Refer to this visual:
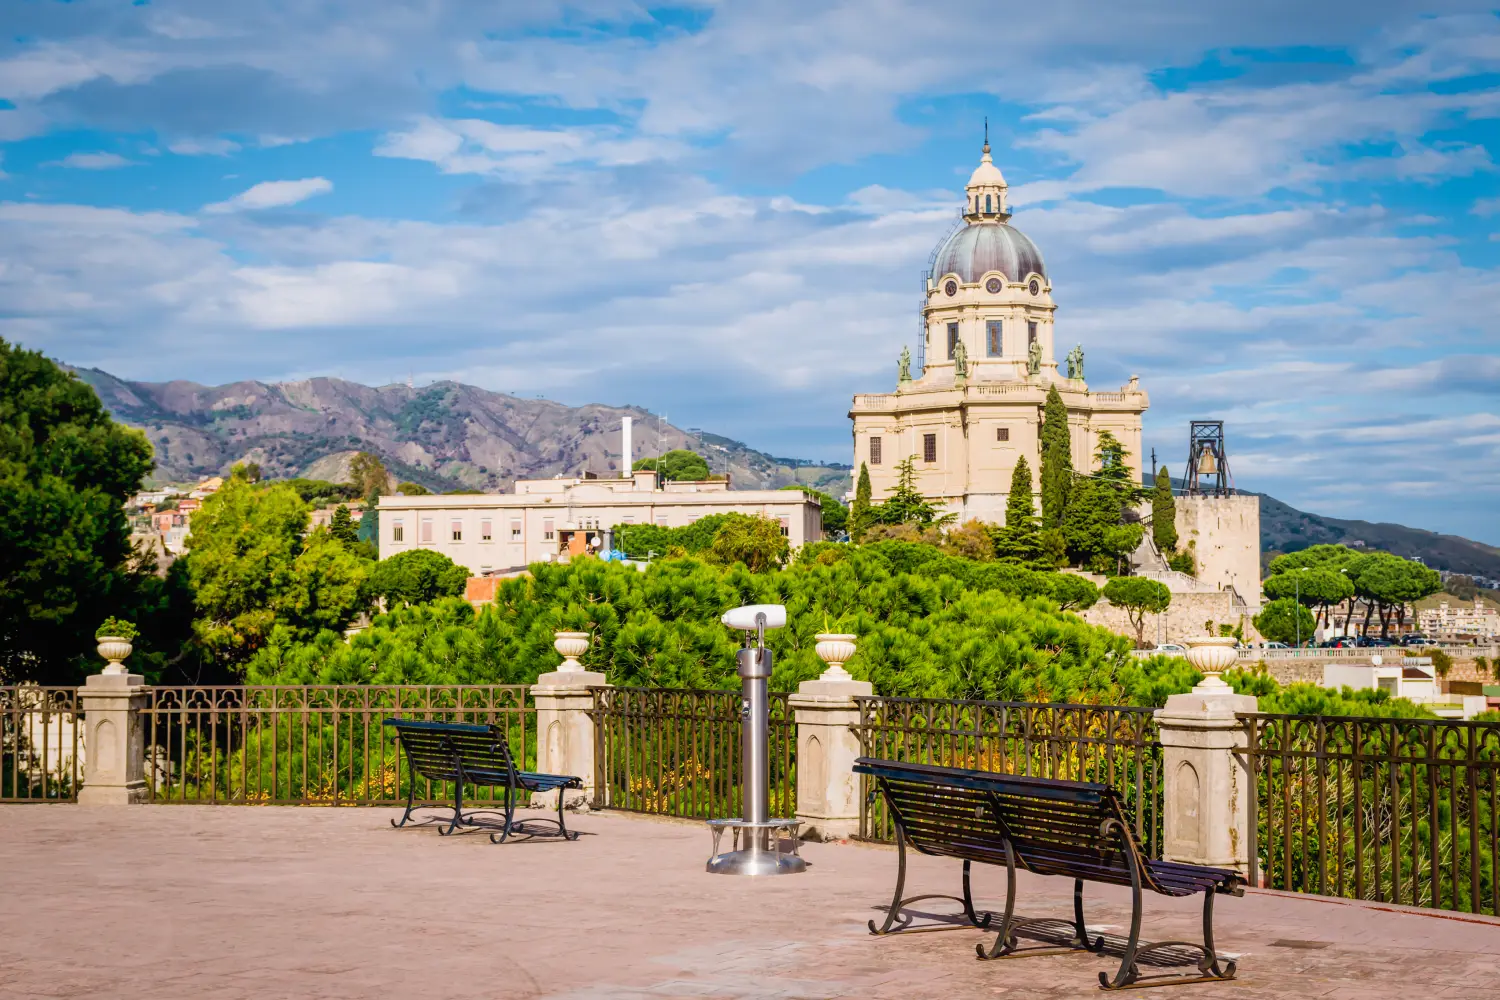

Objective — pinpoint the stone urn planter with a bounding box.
[96,637,134,676]
[813,633,858,682]
[552,631,591,672]
[1183,636,1238,691]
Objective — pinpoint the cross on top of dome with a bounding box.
[964,120,1009,221]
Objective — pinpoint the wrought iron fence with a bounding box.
[1242,713,1500,915]
[590,687,795,819]
[853,696,1163,856]
[1,686,81,802]
[140,686,534,805]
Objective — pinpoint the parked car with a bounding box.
[1264,642,1290,649]
[1152,643,1187,654]
[1401,634,1429,647]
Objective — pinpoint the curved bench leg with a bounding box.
[556,787,578,841]
[976,840,1019,960]
[962,860,993,929]
[1099,857,1144,990]
[390,780,417,829]
[1072,879,1105,953]
[868,826,909,935]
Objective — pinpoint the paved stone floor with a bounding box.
[2,805,1498,999]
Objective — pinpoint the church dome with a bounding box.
[932,221,1046,284]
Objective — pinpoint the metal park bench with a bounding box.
[854,757,1244,990]
[383,718,583,844]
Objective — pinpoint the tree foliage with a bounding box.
[995,456,1041,563]
[708,514,790,572]
[367,548,470,608]
[1253,598,1317,646]
[1151,466,1178,553]
[0,339,156,682]
[183,478,370,670]
[1102,576,1171,648]
[851,463,873,542]
[348,451,388,500]
[329,505,359,545]
[1262,567,1354,627]
[634,449,711,482]
[1039,385,1072,530]
[875,457,951,528]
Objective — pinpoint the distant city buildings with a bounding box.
[378,469,822,576]
[1418,599,1500,640]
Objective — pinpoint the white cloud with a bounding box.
[375,118,686,178]
[203,177,333,214]
[50,152,135,170]
[168,137,241,157]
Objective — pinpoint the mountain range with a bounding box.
[71,367,1500,580]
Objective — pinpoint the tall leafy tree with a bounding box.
[633,449,711,482]
[1263,567,1354,629]
[995,457,1040,562]
[1039,385,1072,530]
[850,463,873,542]
[1352,552,1441,638]
[1102,576,1171,649]
[1254,598,1317,646]
[1151,466,1178,553]
[876,457,951,527]
[184,478,370,670]
[0,340,155,682]
[368,549,470,607]
[708,514,790,572]
[329,505,359,545]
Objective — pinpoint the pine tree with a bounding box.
[996,457,1040,562]
[850,463,873,542]
[1039,385,1072,531]
[330,504,359,545]
[1152,466,1178,553]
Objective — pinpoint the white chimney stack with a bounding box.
[621,417,633,478]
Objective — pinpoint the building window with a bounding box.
[392,520,404,543]
[997,427,1010,442]
[870,436,882,466]
[510,520,522,541]
[984,194,992,214]
[622,514,635,524]
[451,520,463,542]
[779,517,790,537]
[420,518,433,544]
[543,519,554,541]
[480,519,492,541]
[986,320,1002,357]
[947,323,959,360]
[923,433,937,463]
[656,515,668,527]
[1028,320,1038,347]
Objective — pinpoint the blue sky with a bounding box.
[1,1,1498,542]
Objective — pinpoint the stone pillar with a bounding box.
[1154,636,1257,872]
[790,634,872,842]
[530,631,608,810]
[77,638,149,805]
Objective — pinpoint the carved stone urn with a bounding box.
[552,631,591,672]
[1183,636,1238,692]
[96,637,134,676]
[813,633,858,682]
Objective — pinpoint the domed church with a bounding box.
[849,138,1149,525]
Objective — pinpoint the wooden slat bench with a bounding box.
[854,757,1244,990]
[383,719,583,844]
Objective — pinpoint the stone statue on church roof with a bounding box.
[953,338,968,378]
[1026,338,1042,376]
[898,346,911,383]
[1066,344,1085,381]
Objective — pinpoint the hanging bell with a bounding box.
[1197,448,1218,476]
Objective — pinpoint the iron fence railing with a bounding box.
[1242,713,1500,915]
[140,686,534,805]
[589,686,795,820]
[852,696,1163,856]
[1,686,81,802]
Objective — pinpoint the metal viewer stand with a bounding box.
[705,604,806,876]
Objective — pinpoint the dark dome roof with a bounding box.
[933,221,1046,284]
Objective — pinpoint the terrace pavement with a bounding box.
[1,805,1497,999]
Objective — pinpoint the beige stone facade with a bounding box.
[378,471,822,575]
[1174,495,1262,610]
[848,143,1148,523]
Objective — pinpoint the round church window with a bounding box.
[1029,278,1041,296]
[944,280,958,296]
[985,277,1002,293]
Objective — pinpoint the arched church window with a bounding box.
[947,323,959,360]
[985,194,992,214]
[987,320,1002,357]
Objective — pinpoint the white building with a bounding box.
[377,470,822,575]
[1418,599,1500,639]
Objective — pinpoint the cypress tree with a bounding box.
[851,462,873,542]
[1152,466,1178,553]
[996,456,1040,561]
[1039,385,1072,530]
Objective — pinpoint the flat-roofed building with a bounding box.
[377,470,822,575]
